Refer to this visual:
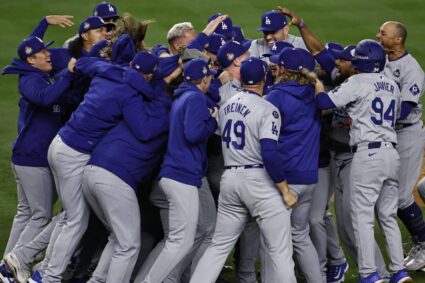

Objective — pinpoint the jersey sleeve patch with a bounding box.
[409,84,420,96]
[272,111,279,119]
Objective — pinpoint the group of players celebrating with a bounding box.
[0,2,424,283]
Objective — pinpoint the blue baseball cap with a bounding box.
[232,25,250,44]
[184,59,216,81]
[93,2,119,20]
[208,13,233,39]
[240,57,269,85]
[131,51,159,74]
[79,16,115,36]
[217,40,250,69]
[262,41,294,57]
[325,42,344,59]
[207,33,227,54]
[153,54,180,80]
[332,45,356,61]
[258,10,287,32]
[270,47,304,72]
[17,36,53,60]
[296,48,316,72]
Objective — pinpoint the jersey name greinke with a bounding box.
[328,73,401,146]
[218,90,281,167]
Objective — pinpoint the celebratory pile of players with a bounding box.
[1,2,424,283]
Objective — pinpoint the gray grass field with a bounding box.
[1,0,425,282]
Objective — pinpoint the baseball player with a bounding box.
[0,15,77,283]
[190,57,297,283]
[375,21,425,271]
[248,10,306,61]
[32,51,167,283]
[135,59,218,283]
[63,2,120,48]
[316,39,412,283]
[266,47,322,283]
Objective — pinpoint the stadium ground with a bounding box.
[0,0,424,282]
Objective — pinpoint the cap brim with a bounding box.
[269,54,279,64]
[101,15,120,20]
[257,26,279,32]
[208,69,218,76]
[332,49,352,61]
[44,41,54,49]
[242,41,252,51]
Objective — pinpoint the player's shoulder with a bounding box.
[388,52,424,74]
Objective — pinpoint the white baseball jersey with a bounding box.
[248,34,307,59]
[218,90,281,166]
[328,73,400,146]
[383,52,425,124]
[218,79,242,106]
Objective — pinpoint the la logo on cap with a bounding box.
[108,4,115,12]
[84,22,90,30]
[221,22,227,30]
[220,38,226,46]
[272,44,277,50]
[25,46,32,55]
[265,17,271,25]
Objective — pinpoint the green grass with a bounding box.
[0,0,425,282]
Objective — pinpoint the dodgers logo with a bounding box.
[265,17,271,25]
[108,4,115,12]
[409,84,420,96]
[221,22,227,30]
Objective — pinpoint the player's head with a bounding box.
[78,16,115,50]
[18,36,53,72]
[217,40,250,72]
[208,13,233,40]
[332,45,356,78]
[232,25,251,46]
[183,59,217,92]
[376,21,407,52]
[263,41,294,78]
[240,57,269,93]
[167,22,197,55]
[257,10,289,46]
[206,33,227,68]
[352,39,386,73]
[93,2,120,23]
[131,51,159,81]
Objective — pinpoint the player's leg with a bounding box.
[309,166,331,282]
[244,169,296,283]
[375,150,405,275]
[233,220,259,283]
[3,164,32,257]
[42,136,91,283]
[165,178,217,282]
[139,177,199,283]
[350,150,384,278]
[397,124,425,270]
[10,165,56,250]
[189,169,248,283]
[290,184,323,283]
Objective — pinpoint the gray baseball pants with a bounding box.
[190,168,296,283]
[43,135,90,283]
[82,165,141,283]
[4,165,56,257]
[350,145,404,277]
[135,177,199,283]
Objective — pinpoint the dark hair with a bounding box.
[394,22,408,44]
[67,36,85,59]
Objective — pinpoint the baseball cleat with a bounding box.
[405,243,425,270]
[27,271,42,283]
[3,253,30,283]
[359,272,385,283]
[404,243,421,266]
[327,261,349,283]
[389,270,412,283]
[0,272,15,283]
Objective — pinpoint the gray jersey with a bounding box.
[329,107,351,145]
[248,34,307,59]
[218,90,281,166]
[383,52,425,124]
[218,79,242,106]
[328,73,400,146]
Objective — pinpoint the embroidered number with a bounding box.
[222,119,246,150]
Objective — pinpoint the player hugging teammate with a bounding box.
[0,2,424,283]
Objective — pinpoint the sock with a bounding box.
[398,202,425,242]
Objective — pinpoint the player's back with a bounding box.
[342,73,400,145]
[218,90,279,166]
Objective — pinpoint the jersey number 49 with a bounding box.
[222,119,246,150]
